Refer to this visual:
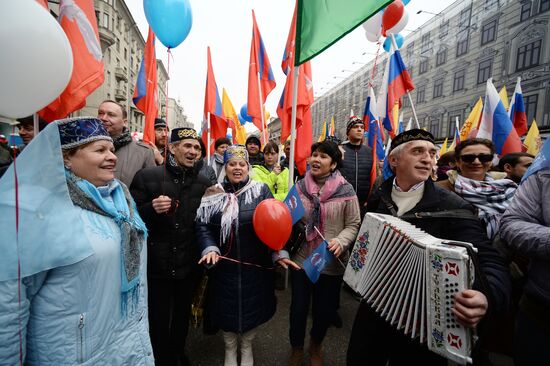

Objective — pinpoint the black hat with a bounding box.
[390,129,435,152]
[170,127,199,143]
[245,135,261,147]
[16,116,48,131]
[346,116,364,135]
[154,118,167,129]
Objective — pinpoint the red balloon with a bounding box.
[253,199,292,251]
[382,0,404,36]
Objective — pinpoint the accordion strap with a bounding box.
[400,209,479,221]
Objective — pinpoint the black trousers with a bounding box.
[347,301,446,366]
[289,270,342,347]
[148,276,198,366]
[514,309,550,366]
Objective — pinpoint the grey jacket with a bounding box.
[500,170,550,307]
[115,140,156,187]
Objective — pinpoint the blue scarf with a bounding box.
[67,171,147,315]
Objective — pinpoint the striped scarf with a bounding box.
[454,174,517,240]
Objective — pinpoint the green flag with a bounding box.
[295,0,391,65]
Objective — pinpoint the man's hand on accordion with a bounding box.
[452,289,488,328]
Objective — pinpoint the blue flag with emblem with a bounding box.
[284,184,305,225]
[303,240,333,283]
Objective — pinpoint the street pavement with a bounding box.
[186,269,361,366]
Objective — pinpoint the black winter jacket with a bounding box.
[340,142,373,207]
[367,178,512,314]
[130,162,212,279]
[195,179,277,333]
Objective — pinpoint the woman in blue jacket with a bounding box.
[0,117,153,365]
[196,145,276,366]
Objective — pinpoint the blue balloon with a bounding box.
[240,104,253,122]
[402,0,411,5]
[144,0,192,49]
[383,33,404,52]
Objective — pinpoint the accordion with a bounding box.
[344,213,476,365]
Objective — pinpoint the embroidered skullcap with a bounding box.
[224,144,249,165]
[170,127,199,143]
[390,129,435,152]
[154,118,167,129]
[57,117,112,150]
[346,116,364,135]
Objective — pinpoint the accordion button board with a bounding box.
[344,212,475,365]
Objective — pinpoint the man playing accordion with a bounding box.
[346,129,511,365]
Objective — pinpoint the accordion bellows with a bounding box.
[344,213,475,365]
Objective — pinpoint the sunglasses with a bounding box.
[459,154,493,163]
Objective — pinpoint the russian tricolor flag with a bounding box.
[477,79,522,156]
[376,43,414,138]
[508,77,528,137]
[364,87,385,161]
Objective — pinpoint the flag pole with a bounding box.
[288,66,300,187]
[207,112,211,164]
[389,33,420,129]
[257,71,267,146]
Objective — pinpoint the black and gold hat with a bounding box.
[170,127,199,143]
[390,129,435,152]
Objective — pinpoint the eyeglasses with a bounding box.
[459,154,493,163]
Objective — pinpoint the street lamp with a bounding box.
[416,10,443,17]
[341,69,355,73]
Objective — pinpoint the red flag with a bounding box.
[202,47,227,155]
[247,10,276,141]
[276,3,313,175]
[39,0,104,121]
[131,27,158,146]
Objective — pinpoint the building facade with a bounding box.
[167,98,193,130]
[312,0,550,142]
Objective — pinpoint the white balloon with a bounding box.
[0,0,73,119]
[365,30,381,43]
[387,9,409,36]
[363,11,383,43]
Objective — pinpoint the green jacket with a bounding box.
[251,165,289,201]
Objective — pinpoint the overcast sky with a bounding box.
[126,0,455,132]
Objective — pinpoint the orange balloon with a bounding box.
[253,199,292,251]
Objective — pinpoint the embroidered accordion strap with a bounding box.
[400,209,479,221]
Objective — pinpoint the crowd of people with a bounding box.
[0,108,548,366]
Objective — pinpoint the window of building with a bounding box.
[459,6,472,30]
[430,117,441,138]
[456,34,469,57]
[524,94,538,124]
[541,0,550,12]
[406,41,415,59]
[453,69,466,92]
[481,20,497,45]
[516,40,542,71]
[419,59,429,74]
[116,39,120,52]
[402,95,411,108]
[436,48,447,66]
[95,11,101,25]
[416,86,426,104]
[103,13,109,29]
[440,20,449,38]
[477,59,493,84]
[485,0,499,7]
[124,48,127,60]
[433,78,444,98]
[520,3,531,21]
[421,33,430,53]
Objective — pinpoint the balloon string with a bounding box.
[165,48,172,126]
[219,255,275,271]
[368,41,382,88]
[11,124,22,366]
